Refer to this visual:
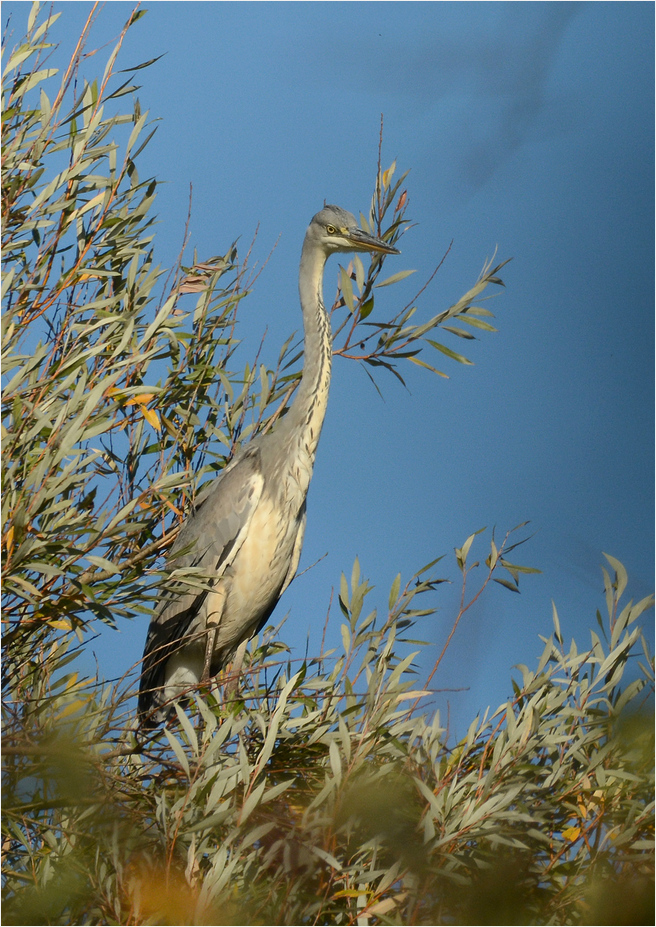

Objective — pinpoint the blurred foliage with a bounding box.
[2,5,654,925]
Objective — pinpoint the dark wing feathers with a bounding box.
[138,448,264,717]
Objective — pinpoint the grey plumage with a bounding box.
[138,205,399,726]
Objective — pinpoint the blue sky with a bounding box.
[5,1,654,738]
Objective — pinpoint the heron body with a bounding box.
[138,206,399,726]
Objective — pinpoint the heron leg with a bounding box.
[201,627,216,684]
[224,638,248,702]
[201,585,227,684]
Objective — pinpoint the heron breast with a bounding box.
[215,493,298,649]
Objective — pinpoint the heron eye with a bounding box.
[326,225,337,234]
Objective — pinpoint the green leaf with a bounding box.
[351,556,360,591]
[603,552,628,600]
[339,266,354,313]
[341,623,351,655]
[389,573,401,610]
[239,780,266,825]
[407,356,449,377]
[27,1,39,33]
[427,339,474,365]
[493,576,520,593]
[488,538,498,569]
[442,325,476,340]
[460,315,498,332]
[353,254,365,294]
[339,572,350,612]
[456,528,486,570]
[499,559,541,575]
[374,268,416,288]
[552,602,563,645]
[359,297,374,320]
[164,728,190,777]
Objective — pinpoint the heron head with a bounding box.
[308,205,400,256]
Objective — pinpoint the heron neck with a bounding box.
[279,240,332,463]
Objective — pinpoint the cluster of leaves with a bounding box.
[328,137,508,389]
[2,5,653,926]
[3,543,653,925]
[1,2,506,677]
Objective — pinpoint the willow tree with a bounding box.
[2,5,653,925]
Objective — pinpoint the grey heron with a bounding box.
[138,205,399,726]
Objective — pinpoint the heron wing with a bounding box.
[139,447,264,715]
[280,500,306,597]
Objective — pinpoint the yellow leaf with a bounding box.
[5,525,14,557]
[382,161,396,188]
[48,619,73,630]
[55,698,89,720]
[163,498,183,516]
[140,406,161,431]
[562,826,581,842]
[125,393,156,406]
[127,866,205,926]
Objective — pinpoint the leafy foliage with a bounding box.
[2,6,654,925]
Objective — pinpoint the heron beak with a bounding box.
[347,228,401,255]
